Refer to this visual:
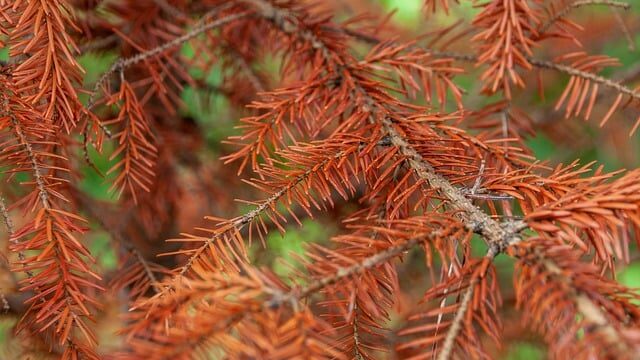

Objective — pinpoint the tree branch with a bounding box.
[527,57,639,101]
[334,24,640,103]
[227,45,267,93]
[172,143,357,277]
[249,8,635,355]
[72,190,161,291]
[540,257,634,354]
[380,117,526,250]
[0,193,33,280]
[152,0,189,22]
[244,0,526,253]
[84,11,252,115]
[262,233,430,312]
[0,195,14,237]
[539,0,631,34]
[352,301,364,360]
[156,4,635,355]
[436,248,498,360]
[0,161,83,354]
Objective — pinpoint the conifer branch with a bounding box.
[0,193,32,281]
[85,11,252,114]
[152,0,189,22]
[72,189,161,291]
[513,242,639,356]
[0,78,102,354]
[3,0,640,356]
[528,57,640,100]
[292,234,424,301]
[337,26,640,103]
[436,248,498,360]
[0,195,14,237]
[134,226,446,358]
[173,140,362,277]
[380,117,526,250]
[540,0,631,34]
[0,194,93,356]
[241,4,639,354]
[145,5,636,357]
[228,46,267,93]
[245,0,526,252]
[0,127,94,356]
[180,233,433,337]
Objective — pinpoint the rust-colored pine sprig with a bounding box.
[4,0,86,134]
[0,74,101,359]
[398,253,501,360]
[525,168,640,265]
[103,80,158,203]
[0,0,639,359]
[471,0,540,98]
[510,239,640,359]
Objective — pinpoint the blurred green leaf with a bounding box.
[78,142,118,202]
[0,47,8,61]
[525,132,558,161]
[90,231,118,270]
[78,52,118,85]
[503,342,545,360]
[379,0,423,26]
[260,219,332,278]
[619,262,640,305]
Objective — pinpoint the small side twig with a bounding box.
[353,301,364,360]
[153,0,189,22]
[610,6,635,52]
[436,248,498,360]
[539,0,631,34]
[266,234,430,309]
[72,189,161,291]
[431,239,461,359]
[470,159,486,195]
[0,195,14,236]
[540,257,634,355]
[527,57,640,101]
[82,11,251,121]
[334,24,640,103]
[227,46,267,93]
[79,34,119,54]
